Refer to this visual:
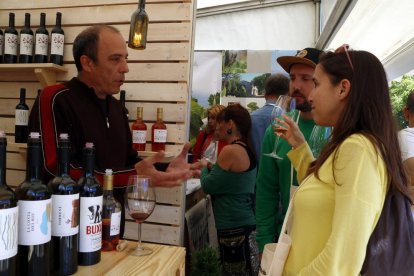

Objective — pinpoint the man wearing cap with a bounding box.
[255,48,321,256]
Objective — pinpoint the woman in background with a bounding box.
[192,104,227,162]
[200,103,259,275]
[277,47,411,275]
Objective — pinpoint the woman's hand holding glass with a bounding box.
[274,115,306,149]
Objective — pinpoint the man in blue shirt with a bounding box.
[250,74,289,160]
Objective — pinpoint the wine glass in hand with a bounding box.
[264,95,297,159]
[309,125,332,158]
[125,175,156,256]
[202,141,217,164]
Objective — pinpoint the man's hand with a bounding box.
[135,143,207,187]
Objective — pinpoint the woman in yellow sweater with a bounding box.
[276,47,411,275]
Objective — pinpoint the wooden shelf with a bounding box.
[0,63,67,87]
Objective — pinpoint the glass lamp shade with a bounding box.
[128,4,148,50]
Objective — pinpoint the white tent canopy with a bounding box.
[195,0,414,80]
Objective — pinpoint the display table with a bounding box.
[75,242,185,276]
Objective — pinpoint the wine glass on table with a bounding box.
[125,175,156,256]
[309,125,332,158]
[264,95,297,159]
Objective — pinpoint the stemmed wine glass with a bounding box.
[264,95,297,159]
[125,175,156,256]
[202,141,217,164]
[309,125,332,158]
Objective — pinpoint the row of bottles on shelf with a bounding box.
[0,12,64,65]
[119,90,168,152]
[13,88,168,151]
[0,132,121,275]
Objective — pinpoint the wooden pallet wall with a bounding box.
[0,0,195,246]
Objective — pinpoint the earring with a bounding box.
[226,128,232,135]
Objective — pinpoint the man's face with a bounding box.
[288,63,315,112]
[87,29,129,99]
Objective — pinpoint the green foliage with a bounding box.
[222,51,247,73]
[247,102,259,112]
[190,98,205,145]
[208,92,221,106]
[389,75,414,129]
[191,246,221,276]
[251,73,271,95]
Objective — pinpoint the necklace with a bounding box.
[230,138,244,144]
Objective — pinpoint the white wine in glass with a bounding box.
[202,141,217,164]
[264,95,297,159]
[125,175,156,256]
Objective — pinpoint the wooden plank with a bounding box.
[0,0,191,10]
[63,42,190,62]
[0,4,192,27]
[6,169,25,188]
[75,242,185,276]
[0,63,189,82]
[116,83,187,102]
[49,23,191,44]
[0,83,43,98]
[6,151,26,170]
[155,186,184,205]
[124,221,181,245]
[125,204,183,225]
[0,99,35,116]
[126,103,186,121]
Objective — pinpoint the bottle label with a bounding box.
[133,130,147,144]
[35,33,49,55]
[0,34,3,55]
[19,34,33,55]
[110,211,121,236]
[51,33,64,55]
[154,129,167,143]
[0,206,18,260]
[52,194,80,236]
[79,196,103,252]
[18,199,52,246]
[4,33,18,55]
[15,109,29,126]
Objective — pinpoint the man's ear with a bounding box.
[80,55,94,72]
[338,79,351,100]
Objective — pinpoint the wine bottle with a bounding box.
[49,133,79,275]
[0,131,18,276]
[19,13,34,63]
[15,88,29,143]
[16,132,51,276]
[77,142,102,266]
[34,13,49,63]
[128,0,149,49]
[4,13,18,64]
[0,28,4,63]
[132,107,147,151]
[50,12,64,65]
[101,169,121,252]
[119,90,129,118]
[151,107,167,152]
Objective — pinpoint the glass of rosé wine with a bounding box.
[264,95,298,159]
[125,175,156,256]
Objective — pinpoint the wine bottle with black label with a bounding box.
[0,130,18,276]
[15,88,29,143]
[19,13,34,63]
[34,13,49,63]
[4,13,18,64]
[78,142,102,266]
[16,132,51,276]
[49,133,79,275]
[50,12,64,65]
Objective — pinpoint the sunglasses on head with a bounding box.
[335,44,354,71]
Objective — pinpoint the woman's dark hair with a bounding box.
[406,90,414,113]
[73,25,120,72]
[216,103,256,158]
[308,50,410,201]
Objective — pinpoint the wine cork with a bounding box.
[116,240,128,252]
